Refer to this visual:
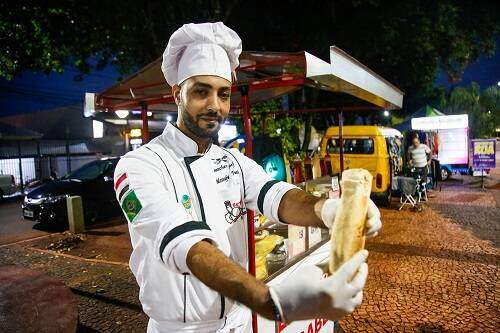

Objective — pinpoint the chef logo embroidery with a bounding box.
[114,173,142,224]
[224,199,246,224]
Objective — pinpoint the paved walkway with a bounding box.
[0,244,147,332]
[340,189,499,332]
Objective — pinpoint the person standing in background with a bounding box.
[407,133,431,185]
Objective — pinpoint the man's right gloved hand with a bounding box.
[268,250,369,323]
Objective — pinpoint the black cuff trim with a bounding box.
[257,180,280,214]
[219,294,225,319]
[159,221,211,262]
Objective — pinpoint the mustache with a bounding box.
[197,112,224,122]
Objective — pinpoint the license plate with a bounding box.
[23,209,34,218]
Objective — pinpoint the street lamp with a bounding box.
[383,110,390,117]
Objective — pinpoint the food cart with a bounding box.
[85,45,403,332]
[411,113,469,180]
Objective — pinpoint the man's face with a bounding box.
[412,137,420,147]
[173,75,232,139]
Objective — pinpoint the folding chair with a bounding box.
[397,176,419,211]
[418,177,428,202]
[412,169,428,203]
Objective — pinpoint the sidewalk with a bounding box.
[340,201,499,332]
[0,242,146,332]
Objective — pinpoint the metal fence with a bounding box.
[0,139,108,191]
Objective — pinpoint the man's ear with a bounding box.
[172,84,181,106]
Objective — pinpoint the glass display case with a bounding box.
[254,175,339,282]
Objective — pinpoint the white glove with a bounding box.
[321,198,381,237]
[269,250,369,323]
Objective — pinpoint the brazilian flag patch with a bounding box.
[121,190,142,224]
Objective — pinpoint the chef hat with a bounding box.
[161,22,242,86]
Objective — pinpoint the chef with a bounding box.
[114,22,382,333]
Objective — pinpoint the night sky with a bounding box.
[1,41,498,117]
[0,62,121,117]
[434,47,500,89]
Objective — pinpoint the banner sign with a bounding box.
[472,139,496,169]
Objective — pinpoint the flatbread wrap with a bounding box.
[329,168,372,274]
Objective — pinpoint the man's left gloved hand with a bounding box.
[320,198,382,237]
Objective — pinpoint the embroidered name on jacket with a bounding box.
[216,175,230,184]
[212,155,239,184]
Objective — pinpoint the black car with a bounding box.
[22,157,121,227]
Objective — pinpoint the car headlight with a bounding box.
[44,195,69,204]
[25,197,46,205]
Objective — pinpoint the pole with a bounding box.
[140,102,149,144]
[240,86,253,157]
[338,109,344,174]
[65,140,71,173]
[36,141,41,180]
[124,132,130,153]
[239,85,258,333]
[17,142,24,192]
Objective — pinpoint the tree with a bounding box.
[0,0,243,79]
[442,83,499,138]
[1,1,498,110]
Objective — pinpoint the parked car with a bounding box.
[320,126,403,207]
[22,157,121,226]
[24,172,60,195]
[0,174,17,200]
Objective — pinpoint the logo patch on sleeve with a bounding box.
[121,190,142,224]
[181,194,192,209]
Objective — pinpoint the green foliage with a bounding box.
[0,2,113,79]
[388,114,406,128]
[442,83,499,138]
[0,0,497,113]
[0,0,238,79]
[341,1,498,110]
[236,99,304,160]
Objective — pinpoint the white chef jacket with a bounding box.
[114,123,296,332]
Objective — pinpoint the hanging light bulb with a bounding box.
[115,110,129,119]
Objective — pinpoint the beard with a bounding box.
[180,105,225,139]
